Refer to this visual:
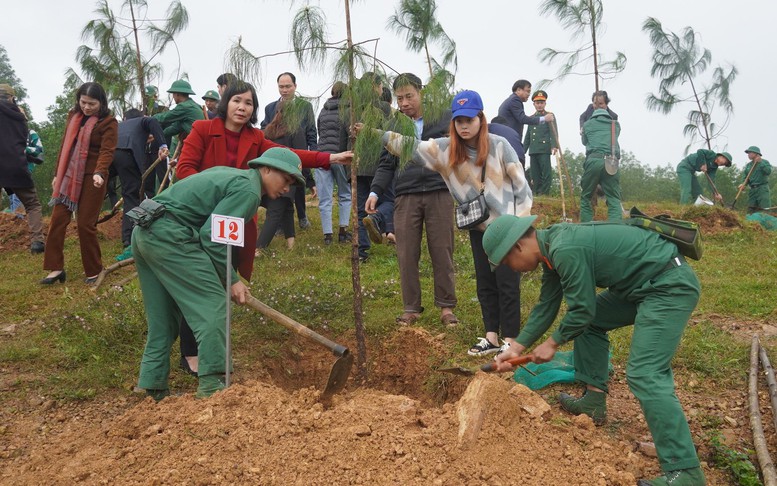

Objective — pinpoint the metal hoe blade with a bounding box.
[322,352,354,401]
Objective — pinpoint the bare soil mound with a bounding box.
[5,376,653,486]
[0,210,122,253]
[680,206,744,234]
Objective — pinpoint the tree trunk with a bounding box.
[424,42,433,80]
[343,0,368,384]
[758,342,777,438]
[589,0,600,92]
[128,0,147,114]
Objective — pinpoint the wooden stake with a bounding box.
[91,257,135,292]
[749,334,777,486]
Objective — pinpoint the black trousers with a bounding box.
[113,149,152,246]
[469,229,521,339]
[257,192,295,247]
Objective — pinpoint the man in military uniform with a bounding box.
[202,89,220,119]
[739,146,771,213]
[484,214,706,486]
[144,85,167,115]
[676,149,731,204]
[153,79,205,150]
[133,147,304,400]
[523,90,558,195]
[581,109,621,222]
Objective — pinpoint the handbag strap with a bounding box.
[478,162,487,194]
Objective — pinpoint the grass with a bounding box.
[0,200,773,403]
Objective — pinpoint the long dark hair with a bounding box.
[448,111,489,167]
[217,81,259,126]
[74,82,111,118]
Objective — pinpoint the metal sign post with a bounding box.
[210,214,245,388]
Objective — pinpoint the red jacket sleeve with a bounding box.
[176,121,208,179]
[257,134,330,170]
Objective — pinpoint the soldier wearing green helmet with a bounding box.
[482,214,706,486]
[739,145,771,212]
[152,79,205,149]
[201,89,220,119]
[675,149,731,204]
[133,147,304,401]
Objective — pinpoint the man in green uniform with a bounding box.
[580,108,621,222]
[523,90,558,195]
[483,214,705,486]
[739,146,771,213]
[132,148,304,400]
[153,79,205,149]
[676,149,731,204]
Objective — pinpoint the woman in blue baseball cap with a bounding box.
[357,89,532,357]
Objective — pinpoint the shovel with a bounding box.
[439,355,535,377]
[246,296,353,401]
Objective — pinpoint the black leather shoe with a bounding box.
[30,241,45,254]
[179,356,198,377]
[84,276,99,285]
[40,271,66,285]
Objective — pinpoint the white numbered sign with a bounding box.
[211,214,245,247]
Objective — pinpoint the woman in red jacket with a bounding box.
[41,82,118,285]
[175,81,351,374]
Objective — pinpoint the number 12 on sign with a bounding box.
[211,214,244,247]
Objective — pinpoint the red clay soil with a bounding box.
[0,327,750,485]
[0,210,122,253]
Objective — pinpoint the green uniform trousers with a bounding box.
[677,163,704,205]
[572,260,701,473]
[132,218,228,390]
[580,156,622,222]
[529,153,553,195]
[748,185,771,212]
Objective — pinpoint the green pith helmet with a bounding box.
[247,147,305,185]
[145,85,159,97]
[717,151,733,167]
[482,214,538,271]
[745,145,762,156]
[167,79,196,95]
[202,90,220,101]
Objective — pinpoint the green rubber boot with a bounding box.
[637,467,706,486]
[558,389,607,425]
[196,374,226,399]
[145,388,170,402]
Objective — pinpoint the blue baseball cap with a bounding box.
[451,90,484,119]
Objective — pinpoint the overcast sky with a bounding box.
[3,0,774,169]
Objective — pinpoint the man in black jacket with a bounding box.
[366,73,458,326]
[0,83,45,253]
[113,109,168,253]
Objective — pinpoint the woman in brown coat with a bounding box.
[41,82,118,284]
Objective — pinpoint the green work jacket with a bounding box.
[153,98,206,146]
[582,112,620,158]
[741,158,772,186]
[153,166,262,285]
[678,149,719,181]
[517,223,677,348]
[523,115,558,155]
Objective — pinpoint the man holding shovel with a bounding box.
[484,214,705,486]
[132,148,304,401]
[738,146,771,213]
[676,149,731,205]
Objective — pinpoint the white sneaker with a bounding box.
[468,337,500,356]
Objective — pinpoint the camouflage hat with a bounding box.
[167,79,196,95]
[745,146,762,156]
[531,90,548,101]
[0,84,15,97]
[202,89,220,101]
